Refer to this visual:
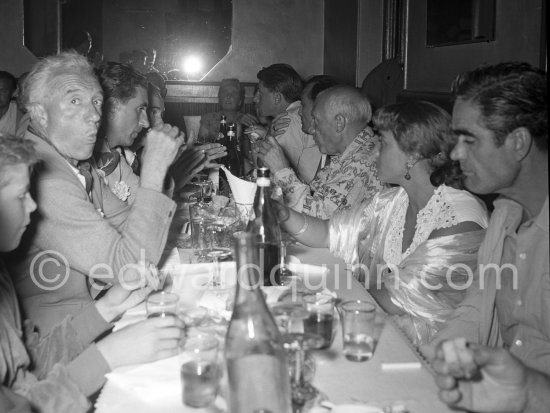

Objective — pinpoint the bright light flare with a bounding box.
[182,55,202,75]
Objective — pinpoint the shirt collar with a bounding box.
[337,126,376,162]
[536,196,549,233]
[285,100,301,112]
[494,195,549,234]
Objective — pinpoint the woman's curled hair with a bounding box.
[372,100,464,189]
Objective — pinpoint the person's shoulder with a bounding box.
[284,101,302,120]
[442,185,483,206]
[441,185,489,227]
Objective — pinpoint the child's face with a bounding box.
[0,164,36,252]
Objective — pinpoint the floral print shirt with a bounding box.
[273,127,384,219]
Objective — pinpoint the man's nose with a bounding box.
[88,103,101,123]
[139,110,150,128]
[26,194,37,214]
[450,140,465,160]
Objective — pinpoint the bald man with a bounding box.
[257,85,384,218]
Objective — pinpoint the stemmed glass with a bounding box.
[279,233,298,287]
[270,299,324,412]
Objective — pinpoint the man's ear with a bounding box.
[506,127,533,161]
[29,104,48,130]
[335,114,346,133]
[107,97,120,116]
[273,91,282,105]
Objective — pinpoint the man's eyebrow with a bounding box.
[452,127,475,137]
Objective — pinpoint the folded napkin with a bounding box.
[219,165,256,204]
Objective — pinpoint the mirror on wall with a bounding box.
[24,0,232,81]
[426,0,496,47]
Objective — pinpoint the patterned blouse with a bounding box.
[272,127,384,219]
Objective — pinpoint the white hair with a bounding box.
[20,51,96,118]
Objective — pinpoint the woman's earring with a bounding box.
[404,158,417,180]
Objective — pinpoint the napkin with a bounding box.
[170,262,237,314]
[100,355,228,413]
[219,165,256,204]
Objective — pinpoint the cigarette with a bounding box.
[381,362,422,371]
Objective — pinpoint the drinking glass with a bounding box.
[279,235,297,286]
[196,177,214,203]
[180,333,221,408]
[338,300,381,362]
[270,301,324,410]
[190,202,216,259]
[303,293,337,350]
[146,292,179,318]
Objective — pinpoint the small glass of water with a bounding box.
[180,333,221,408]
[338,300,382,362]
[146,292,180,318]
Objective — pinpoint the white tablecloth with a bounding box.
[96,245,454,413]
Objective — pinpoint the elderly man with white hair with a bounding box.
[8,51,184,335]
[257,85,384,218]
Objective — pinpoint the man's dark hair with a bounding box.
[452,61,547,151]
[304,75,340,101]
[96,62,148,113]
[0,71,17,91]
[257,63,303,103]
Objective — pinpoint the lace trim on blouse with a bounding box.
[383,186,459,265]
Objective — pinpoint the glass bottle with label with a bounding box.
[246,167,281,286]
[225,232,292,413]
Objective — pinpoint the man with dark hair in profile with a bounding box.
[254,63,322,184]
[257,83,383,218]
[430,62,549,380]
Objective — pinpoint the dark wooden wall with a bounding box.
[323,0,359,85]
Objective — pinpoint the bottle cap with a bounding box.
[257,167,270,178]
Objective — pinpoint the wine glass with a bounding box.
[282,332,324,410]
[205,248,232,287]
[270,301,324,411]
[279,235,297,286]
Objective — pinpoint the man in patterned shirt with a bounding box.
[257,85,384,219]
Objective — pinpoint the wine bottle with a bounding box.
[218,114,228,146]
[223,123,243,177]
[246,167,281,286]
[225,233,292,413]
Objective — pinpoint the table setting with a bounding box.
[96,245,454,413]
[95,169,454,413]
